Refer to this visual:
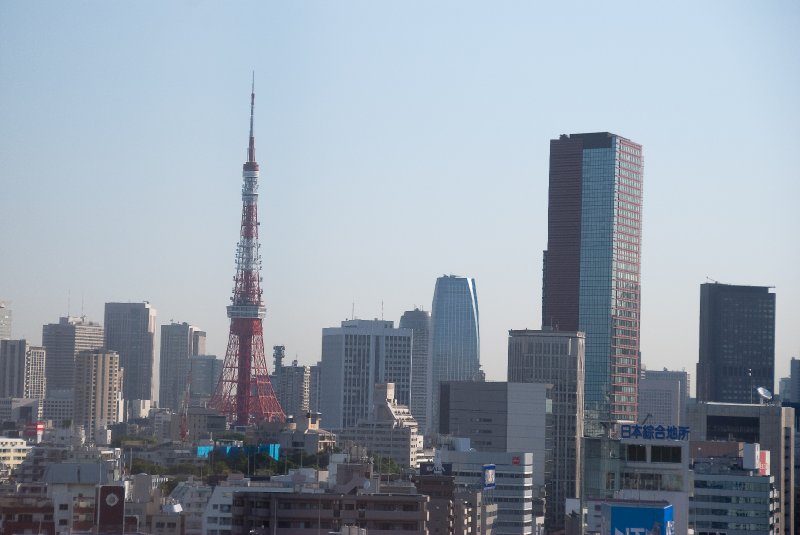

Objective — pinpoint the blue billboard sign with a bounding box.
[608,504,674,535]
[482,464,496,490]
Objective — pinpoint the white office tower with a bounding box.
[641,367,690,426]
[320,319,412,430]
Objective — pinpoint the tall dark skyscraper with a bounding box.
[696,283,776,403]
[541,132,643,425]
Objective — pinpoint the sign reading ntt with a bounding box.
[609,504,674,535]
[620,424,690,440]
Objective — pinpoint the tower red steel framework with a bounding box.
[209,81,285,426]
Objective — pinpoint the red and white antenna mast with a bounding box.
[209,76,285,426]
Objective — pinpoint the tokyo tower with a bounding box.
[209,80,285,426]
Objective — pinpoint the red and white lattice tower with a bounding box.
[209,81,285,426]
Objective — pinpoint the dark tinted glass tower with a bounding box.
[696,283,776,403]
[542,132,643,426]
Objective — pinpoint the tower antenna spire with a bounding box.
[248,72,256,163]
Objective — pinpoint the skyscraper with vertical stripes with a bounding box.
[542,132,643,427]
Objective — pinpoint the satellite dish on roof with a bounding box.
[756,387,773,402]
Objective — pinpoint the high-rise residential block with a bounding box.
[0,302,11,340]
[0,340,46,400]
[507,329,585,532]
[270,347,310,419]
[159,322,204,411]
[541,132,643,425]
[104,302,157,404]
[73,349,124,436]
[399,308,432,435]
[42,316,104,395]
[429,275,481,435]
[696,283,776,403]
[320,319,412,430]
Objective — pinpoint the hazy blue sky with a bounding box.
[2,2,798,394]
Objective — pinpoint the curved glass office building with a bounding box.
[430,275,481,435]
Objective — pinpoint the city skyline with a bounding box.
[2,2,799,391]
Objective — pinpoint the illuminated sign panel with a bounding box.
[608,504,674,535]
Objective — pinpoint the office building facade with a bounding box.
[104,302,158,404]
[399,307,432,435]
[790,357,800,403]
[42,316,104,395]
[687,401,795,534]
[541,132,643,425]
[271,358,310,419]
[320,319,412,430]
[0,340,46,400]
[507,329,584,532]
[697,283,776,403]
[159,322,204,410]
[430,275,481,435]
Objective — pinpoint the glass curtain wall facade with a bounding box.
[430,275,481,435]
[542,132,643,427]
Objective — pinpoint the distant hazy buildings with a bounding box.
[541,132,644,425]
[42,316,104,395]
[0,302,10,340]
[430,275,481,434]
[0,340,46,400]
[399,307,432,435]
[507,328,585,532]
[159,322,205,411]
[639,368,690,426]
[104,302,158,404]
[73,349,123,439]
[320,319,412,430]
[189,355,222,402]
[696,283,776,403]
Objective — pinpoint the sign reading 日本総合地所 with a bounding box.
[620,424,690,440]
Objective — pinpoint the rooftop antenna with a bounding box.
[80,292,85,318]
[67,289,71,317]
[352,301,355,321]
[381,300,384,320]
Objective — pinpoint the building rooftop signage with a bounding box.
[620,424,689,440]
